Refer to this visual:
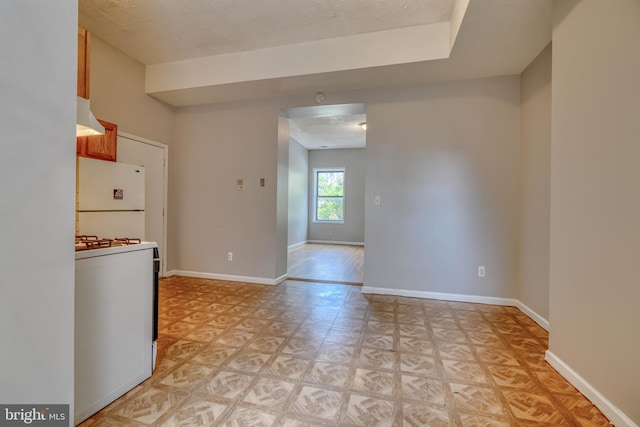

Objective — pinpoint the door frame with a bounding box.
[118,131,169,277]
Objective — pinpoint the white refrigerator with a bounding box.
[77,157,145,239]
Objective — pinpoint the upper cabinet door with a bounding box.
[77,119,118,162]
[78,27,90,99]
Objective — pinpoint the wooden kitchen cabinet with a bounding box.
[77,119,118,162]
[78,27,91,99]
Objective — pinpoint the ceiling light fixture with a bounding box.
[359,122,367,130]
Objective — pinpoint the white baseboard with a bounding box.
[287,241,308,250]
[515,300,549,331]
[361,286,518,307]
[546,350,637,427]
[166,270,281,286]
[307,240,364,246]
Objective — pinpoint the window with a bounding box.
[314,168,345,222]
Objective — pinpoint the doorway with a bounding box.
[283,103,366,285]
[116,132,168,276]
[288,243,364,285]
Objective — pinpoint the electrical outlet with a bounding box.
[228,252,233,261]
[478,266,485,277]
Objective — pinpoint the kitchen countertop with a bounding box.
[75,242,157,260]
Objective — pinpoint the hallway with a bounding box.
[287,244,364,285]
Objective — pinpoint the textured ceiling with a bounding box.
[79,0,455,65]
[78,0,552,149]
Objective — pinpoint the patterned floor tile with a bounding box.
[402,403,451,427]
[554,394,613,427]
[184,325,228,342]
[164,340,206,360]
[502,390,571,424]
[534,368,581,395]
[432,327,468,343]
[401,375,446,404]
[361,333,395,350]
[366,321,397,335]
[488,365,541,391]
[316,342,356,364]
[161,397,228,426]
[355,348,396,370]
[282,338,322,358]
[192,345,238,367]
[342,393,394,427]
[216,330,256,347]
[279,416,328,427]
[219,406,277,427]
[265,321,299,336]
[290,386,343,421]
[86,277,611,427]
[437,342,475,362]
[467,332,506,348]
[159,362,213,389]
[112,386,186,424]
[304,361,351,387]
[199,370,256,399]
[264,355,312,380]
[450,383,503,415]
[398,337,434,354]
[227,351,271,373]
[399,353,438,377]
[475,346,520,366]
[442,360,488,384]
[242,378,295,410]
[457,413,511,427]
[351,368,395,396]
[248,335,286,352]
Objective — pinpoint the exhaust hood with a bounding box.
[76,96,105,136]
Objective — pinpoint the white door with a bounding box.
[117,134,167,275]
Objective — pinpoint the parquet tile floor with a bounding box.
[79,276,612,427]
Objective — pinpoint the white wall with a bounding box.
[171,102,280,280]
[549,1,640,424]
[308,148,366,243]
[364,77,520,298]
[170,76,520,293]
[90,36,175,146]
[517,43,551,322]
[0,0,76,415]
[288,138,309,246]
[276,113,289,279]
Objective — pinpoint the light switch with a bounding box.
[374,195,381,205]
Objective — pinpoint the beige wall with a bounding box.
[171,102,281,279]
[517,43,551,321]
[89,36,174,146]
[288,138,309,246]
[0,0,76,408]
[169,76,521,294]
[364,77,520,298]
[550,0,640,423]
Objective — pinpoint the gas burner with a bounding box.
[113,238,142,246]
[75,236,112,251]
[76,235,99,243]
[75,236,143,251]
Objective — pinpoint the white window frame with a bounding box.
[312,167,345,224]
